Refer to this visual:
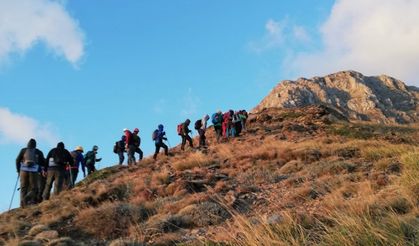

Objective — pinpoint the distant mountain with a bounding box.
[254,71,419,124]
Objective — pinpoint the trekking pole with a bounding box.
[9,174,19,211]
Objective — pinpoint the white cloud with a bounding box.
[0,0,85,66]
[288,0,419,85]
[249,19,311,53]
[0,107,58,145]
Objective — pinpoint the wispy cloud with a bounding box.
[248,19,311,53]
[0,0,85,66]
[0,107,59,145]
[287,0,419,85]
[153,98,167,114]
[180,88,200,117]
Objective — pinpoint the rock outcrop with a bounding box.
[253,71,419,124]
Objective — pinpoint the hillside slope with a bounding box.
[1,105,418,245]
[253,71,419,124]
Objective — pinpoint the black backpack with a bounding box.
[113,142,118,154]
[53,149,65,165]
[194,119,202,130]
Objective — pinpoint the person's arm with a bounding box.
[15,148,25,173]
[65,150,74,166]
[37,149,46,172]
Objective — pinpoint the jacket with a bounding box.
[45,142,74,171]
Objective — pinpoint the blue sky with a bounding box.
[1,0,418,211]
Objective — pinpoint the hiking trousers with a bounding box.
[19,171,39,207]
[43,168,64,200]
[214,125,222,143]
[127,145,136,165]
[135,147,143,160]
[181,134,193,150]
[198,129,206,147]
[153,142,168,159]
[87,164,96,175]
[117,151,125,164]
[38,173,46,203]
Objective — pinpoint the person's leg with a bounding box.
[153,143,161,159]
[202,130,207,147]
[54,169,64,195]
[162,142,169,155]
[28,172,39,205]
[71,170,78,188]
[19,171,29,207]
[118,151,124,164]
[181,135,186,150]
[137,148,143,160]
[128,145,136,165]
[198,129,203,147]
[43,170,55,200]
[38,173,46,203]
[186,135,193,148]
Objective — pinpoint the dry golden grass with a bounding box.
[172,152,216,171]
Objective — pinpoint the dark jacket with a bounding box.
[85,150,101,167]
[45,142,74,171]
[182,120,191,136]
[70,150,86,173]
[15,139,46,173]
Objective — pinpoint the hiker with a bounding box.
[43,142,73,200]
[239,110,248,131]
[113,135,126,165]
[153,124,169,160]
[222,110,234,138]
[67,146,86,188]
[231,111,242,137]
[211,110,223,143]
[15,139,46,207]
[133,128,144,161]
[85,145,102,175]
[195,114,210,148]
[124,128,136,165]
[179,119,194,150]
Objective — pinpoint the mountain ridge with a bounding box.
[253,70,419,124]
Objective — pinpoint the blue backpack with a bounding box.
[212,113,221,125]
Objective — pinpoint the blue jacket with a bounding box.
[71,151,86,174]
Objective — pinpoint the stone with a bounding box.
[28,224,49,236]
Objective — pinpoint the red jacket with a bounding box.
[124,131,134,146]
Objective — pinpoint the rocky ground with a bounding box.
[0,105,418,246]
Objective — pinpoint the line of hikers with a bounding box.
[15,140,101,207]
[114,109,248,164]
[15,109,247,207]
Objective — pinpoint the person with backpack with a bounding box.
[42,142,73,200]
[240,110,248,131]
[153,124,169,160]
[67,146,86,189]
[222,110,234,138]
[195,114,210,148]
[113,135,126,165]
[85,145,102,175]
[232,111,242,137]
[211,110,223,143]
[123,128,136,165]
[132,128,143,162]
[179,119,194,151]
[15,138,46,207]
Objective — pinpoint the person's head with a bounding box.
[121,135,126,141]
[158,124,164,131]
[133,128,139,134]
[93,145,99,152]
[185,119,191,125]
[123,128,129,133]
[27,138,36,148]
[57,142,65,149]
[229,109,234,115]
[217,110,222,114]
[204,114,210,121]
[75,146,84,153]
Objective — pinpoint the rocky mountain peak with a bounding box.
[253,71,419,124]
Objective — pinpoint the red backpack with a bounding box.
[177,123,183,135]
